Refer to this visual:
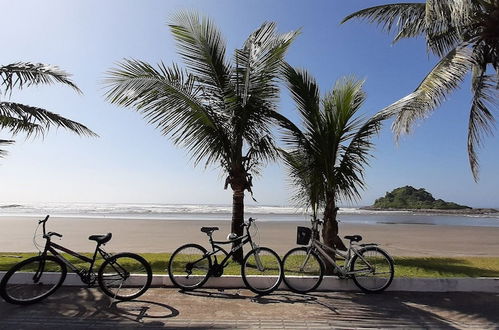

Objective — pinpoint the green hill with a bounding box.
[372,186,471,210]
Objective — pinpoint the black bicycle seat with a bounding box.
[88,233,112,244]
[344,235,362,242]
[201,227,219,234]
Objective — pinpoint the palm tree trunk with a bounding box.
[322,200,345,274]
[230,170,246,263]
[322,200,338,249]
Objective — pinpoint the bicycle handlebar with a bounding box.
[39,215,50,236]
[44,231,63,239]
[241,217,256,228]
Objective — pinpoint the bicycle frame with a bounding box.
[306,221,378,277]
[40,238,110,284]
[191,219,264,273]
[35,216,112,285]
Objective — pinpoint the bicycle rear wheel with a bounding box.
[282,247,324,293]
[168,244,211,290]
[98,252,152,301]
[0,255,67,305]
[350,247,394,293]
[241,247,282,295]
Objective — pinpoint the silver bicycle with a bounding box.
[282,218,394,293]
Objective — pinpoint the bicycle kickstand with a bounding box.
[109,280,124,307]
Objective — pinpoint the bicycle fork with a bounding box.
[251,244,265,272]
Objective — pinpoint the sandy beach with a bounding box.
[1,216,498,257]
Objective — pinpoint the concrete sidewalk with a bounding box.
[1,287,498,329]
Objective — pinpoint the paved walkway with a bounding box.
[1,288,498,329]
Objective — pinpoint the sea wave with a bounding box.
[0,204,22,209]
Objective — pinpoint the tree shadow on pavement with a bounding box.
[308,291,499,328]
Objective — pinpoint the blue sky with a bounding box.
[1,0,498,208]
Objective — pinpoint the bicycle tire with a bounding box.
[241,247,282,295]
[282,247,324,293]
[168,243,211,291]
[98,252,152,301]
[350,246,394,293]
[0,255,67,305]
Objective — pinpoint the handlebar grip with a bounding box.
[44,232,62,238]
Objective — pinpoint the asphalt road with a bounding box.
[1,287,498,329]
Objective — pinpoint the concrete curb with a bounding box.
[2,272,498,292]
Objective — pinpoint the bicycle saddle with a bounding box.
[344,235,362,242]
[88,233,112,244]
[201,227,219,234]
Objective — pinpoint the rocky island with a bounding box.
[363,186,498,215]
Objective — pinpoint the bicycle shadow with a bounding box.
[177,287,340,313]
[0,287,182,329]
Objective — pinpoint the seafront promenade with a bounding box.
[1,287,498,329]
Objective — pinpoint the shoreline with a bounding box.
[1,216,499,256]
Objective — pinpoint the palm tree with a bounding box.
[0,62,97,156]
[342,1,499,181]
[104,12,297,261]
[280,65,385,254]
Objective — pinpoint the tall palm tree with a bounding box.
[280,65,385,253]
[0,62,97,156]
[104,12,297,261]
[343,1,499,181]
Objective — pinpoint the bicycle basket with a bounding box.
[296,226,312,245]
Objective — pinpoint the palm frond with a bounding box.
[169,11,230,102]
[380,46,474,138]
[0,62,81,95]
[282,64,321,139]
[467,65,498,181]
[0,102,97,137]
[0,139,14,158]
[0,114,43,136]
[280,148,324,214]
[235,23,299,106]
[341,3,426,43]
[336,114,384,202]
[104,58,232,167]
[282,71,382,209]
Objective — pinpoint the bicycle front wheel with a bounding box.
[241,247,282,295]
[0,255,67,305]
[350,247,394,293]
[282,247,324,294]
[98,252,152,301]
[168,244,211,290]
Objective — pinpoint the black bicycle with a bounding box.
[0,215,152,305]
[167,217,282,295]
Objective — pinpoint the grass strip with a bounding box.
[0,253,498,278]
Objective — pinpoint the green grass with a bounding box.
[1,253,498,278]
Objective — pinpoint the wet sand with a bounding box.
[1,216,499,256]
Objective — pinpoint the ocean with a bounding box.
[1,202,499,228]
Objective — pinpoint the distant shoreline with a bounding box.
[360,206,499,215]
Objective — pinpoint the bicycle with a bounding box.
[167,217,282,295]
[0,215,153,305]
[282,217,394,294]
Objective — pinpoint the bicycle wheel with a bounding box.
[350,247,394,293]
[98,252,152,301]
[168,244,211,290]
[0,255,67,305]
[241,247,282,295]
[282,247,324,294]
